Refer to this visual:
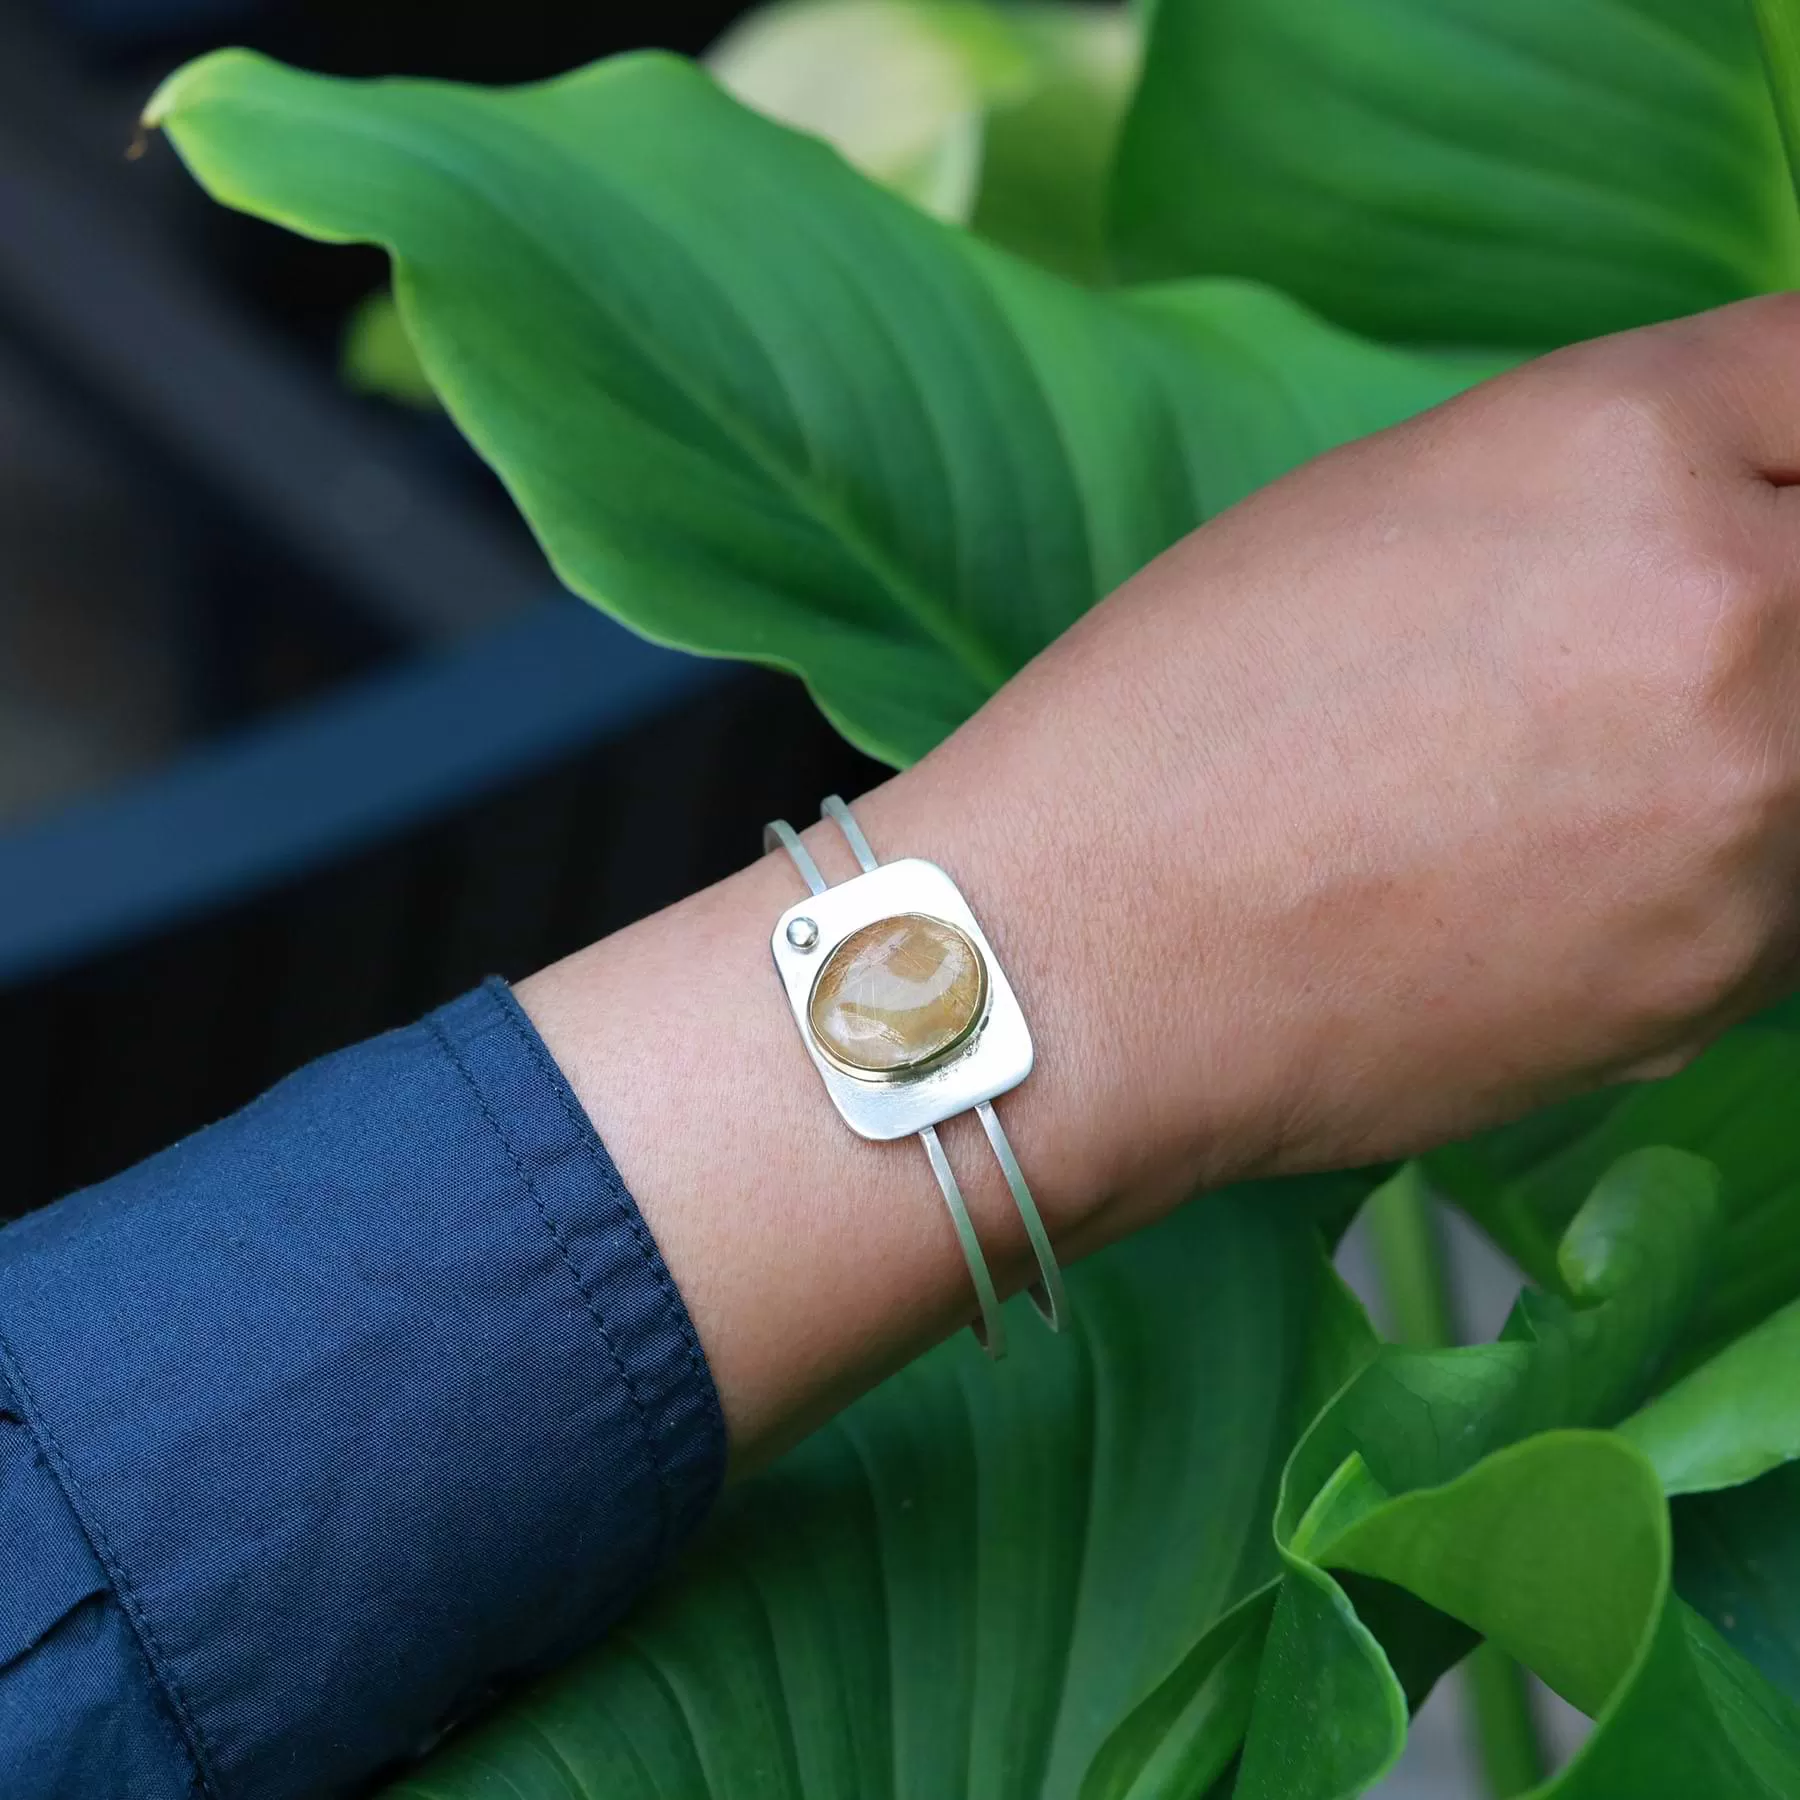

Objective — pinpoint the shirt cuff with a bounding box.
[0,977,726,1800]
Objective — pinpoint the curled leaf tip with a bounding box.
[141,47,265,131]
[1557,1146,1721,1304]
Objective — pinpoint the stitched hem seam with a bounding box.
[426,1010,678,1564]
[484,978,726,1480]
[0,1331,217,1799]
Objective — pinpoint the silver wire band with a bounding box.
[920,1125,1008,1357]
[765,793,1064,1356]
[977,1100,1065,1332]
[762,819,827,896]
[820,793,880,874]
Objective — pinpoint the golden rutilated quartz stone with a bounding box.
[807,913,987,1076]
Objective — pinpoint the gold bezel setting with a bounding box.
[803,912,991,1084]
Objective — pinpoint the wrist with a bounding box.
[856,705,1292,1231]
[515,722,1281,1460]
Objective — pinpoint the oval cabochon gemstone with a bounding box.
[808,913,987,1075]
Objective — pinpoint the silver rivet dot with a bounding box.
[786,916,820,952]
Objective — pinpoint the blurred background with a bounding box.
[0,0,886,1220]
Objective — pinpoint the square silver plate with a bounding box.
[770,857,1034,1141]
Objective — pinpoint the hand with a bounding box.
[901,292,1800,1223]
[523,295,1800,1454]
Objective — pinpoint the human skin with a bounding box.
[519,295,1800,1466]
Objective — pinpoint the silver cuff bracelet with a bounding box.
[764,793,1065,1359]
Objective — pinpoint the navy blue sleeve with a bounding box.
[0,978,726,1800]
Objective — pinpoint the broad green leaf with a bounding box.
[346,2,1141,407]
[965,2,1141,282]
[1753,0,1800,209]
[1425,1025,1800,1363]
[1675,1464,1800,1701]
[1451,1046,1800,1743]
[1091,1149,1737,1796]
[1557,1600,1800,1800]
[379,1183,1377,1800]
[1233,1556,1405,1800]
[1282,1148,1720,1529]
[1619,1280,1800,1713]
[1315,1436,1800,1799]
[1623,1295,1800,1496]
[1077,1588,1277,1800]
[707,0,1025,220]
[1110,0,1800,348]
[1325,1434,1662,1717]
[709,0,1138,281]
[1235,1152,1722,1795]
[1225,1153,1800,1797]
[148,49,1489,768]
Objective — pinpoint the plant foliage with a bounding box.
[148,0,1800,1792]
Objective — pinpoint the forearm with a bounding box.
[516,546,1355,1463]
[516,708,1203,1464]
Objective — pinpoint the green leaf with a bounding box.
[706,0,1029,220]
[147,48,1489,767]
[1623,1287,1800,1712]
[1110,0,1800,348]
[343,3,1140,408]
[1234,1556,1406,1800]
[965,2,1141,282]
[341,289,435,406]
[1076,1588,1276,1800]
[1225,1435,1800,1800]
[1752,0,1800,211]
[1623,1295,1800,1496]
[1471,1056,1800,1735]
[1287,1149,1721,1524]
[1675,1464,1800,1702]
[709,0,1140,284]
[377,1183,1376,1800]
[1088,1149,1741,1797]
[1426,1025,1800,1363]
[1226,1142,1800,1799]
[1327,1434,1661,1717]
[1318,1436,1800,1799]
